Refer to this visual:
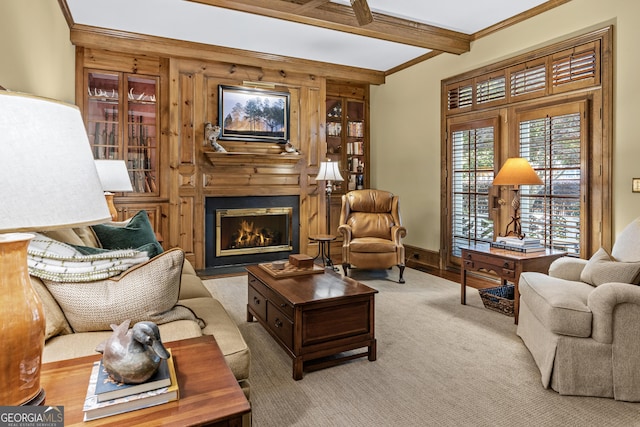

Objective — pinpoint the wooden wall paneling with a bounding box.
[158,57,171,201]
[179,196,196,260]
[70,26,385,85]
[81,47,160,75]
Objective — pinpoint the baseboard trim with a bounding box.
[404,244,439,270]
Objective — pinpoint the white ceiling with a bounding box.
[65,0,551,72]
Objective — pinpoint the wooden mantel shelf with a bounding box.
[204,150,302,167]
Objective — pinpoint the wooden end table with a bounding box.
[309,234,337,268]
[246,264,377,380]
[39,336,250,426]
[460,244,567,324]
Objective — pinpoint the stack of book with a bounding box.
[490,236,545,253]
[83,351,179,421]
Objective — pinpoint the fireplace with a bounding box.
[205,196,299,272]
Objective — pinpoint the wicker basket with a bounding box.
[478,284,514,317]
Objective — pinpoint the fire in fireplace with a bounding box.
[217,207,293,256]
[205,195,300,272]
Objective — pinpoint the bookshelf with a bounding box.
[325,94,369,194]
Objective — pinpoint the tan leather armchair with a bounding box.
[338,189,407,283]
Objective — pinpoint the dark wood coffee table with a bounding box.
[246,264,378,380]
[39,336,250,426]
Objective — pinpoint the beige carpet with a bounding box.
[204,267,640,426]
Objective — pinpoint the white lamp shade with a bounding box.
[315,160,344,182]
[0,92,111,232]
[95,160,134,192]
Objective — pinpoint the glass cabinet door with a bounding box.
[126,75,158,194]
[85,71,159,196]
[325,96,367,194]
[87,72,120,161]
[345,100,365,192]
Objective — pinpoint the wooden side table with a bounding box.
[460,244,566,324]
[309,234,337,268]
[39,336,250,426]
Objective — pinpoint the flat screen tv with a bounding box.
[218,85,290,143]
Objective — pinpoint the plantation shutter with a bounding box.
[447,80,473,112]
[551,41,599,93]
[517,102,587,256]
[450,118,497,257]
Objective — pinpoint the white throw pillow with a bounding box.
[43,248,205,332]
[580,247,640,286]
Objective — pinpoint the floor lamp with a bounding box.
[0,92,111,405]
[492,157,544,239]
[315,159,344,235]
[95,160,134,221]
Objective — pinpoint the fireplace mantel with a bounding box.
[203,150,302,167]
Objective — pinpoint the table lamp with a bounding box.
[95,159,134,220]
[0,91,111,405]
[315,159,344,234]
[492,157,544,239]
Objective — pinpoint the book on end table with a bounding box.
[95,355,172,402]
[83,351,178,421]
[490,241,546,253]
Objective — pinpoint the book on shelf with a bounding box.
[490,241,546,253]
[83,352,178,421]
[95,356,171,402]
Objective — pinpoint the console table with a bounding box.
[246,264,377,380]
[39,336,250,426]
[460,244,566,324]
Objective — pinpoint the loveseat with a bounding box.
[31,222,251,396]
[517,217,640,401]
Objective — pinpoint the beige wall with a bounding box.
[371,0,640,252]
[0,0,74,103]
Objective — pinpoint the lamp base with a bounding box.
[104,192,118,221]
[22,389,46,406]
[0,233,46,406]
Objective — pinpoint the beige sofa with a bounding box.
[32,227,251,396]
[517,217,640,401]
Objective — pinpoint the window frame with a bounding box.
[440,27,612,270]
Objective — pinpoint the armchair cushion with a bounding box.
[580,247,640,286]
[519,272,593,337]
[349,237,397,253]
[347,213,394,239]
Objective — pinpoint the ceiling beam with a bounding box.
[187,0,471,54]
[292,0,330,14]
[350,0,373,26]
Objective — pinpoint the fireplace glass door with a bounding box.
[216,207,293,257]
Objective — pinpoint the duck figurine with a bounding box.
[96,320,170,384]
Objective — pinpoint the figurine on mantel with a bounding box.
[204,122,226,152]
[95,320,170,384]
[282,141,300,155]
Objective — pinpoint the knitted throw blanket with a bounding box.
[27,233,149,283]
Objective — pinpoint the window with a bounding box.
[441,27,611,269]
[450,119,497,256]
[518,102,587,256]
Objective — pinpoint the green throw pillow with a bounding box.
[92,210,163,258]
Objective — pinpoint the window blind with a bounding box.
[518,111,582,255]
[451,124,495,257]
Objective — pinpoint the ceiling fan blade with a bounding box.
[350,0,373,26]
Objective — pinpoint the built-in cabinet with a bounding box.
[325,82,370,238]
[73,45,369,269]
[76,49,168,240]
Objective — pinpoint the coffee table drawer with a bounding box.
[248,284,267,321]
[267,302,293,349]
